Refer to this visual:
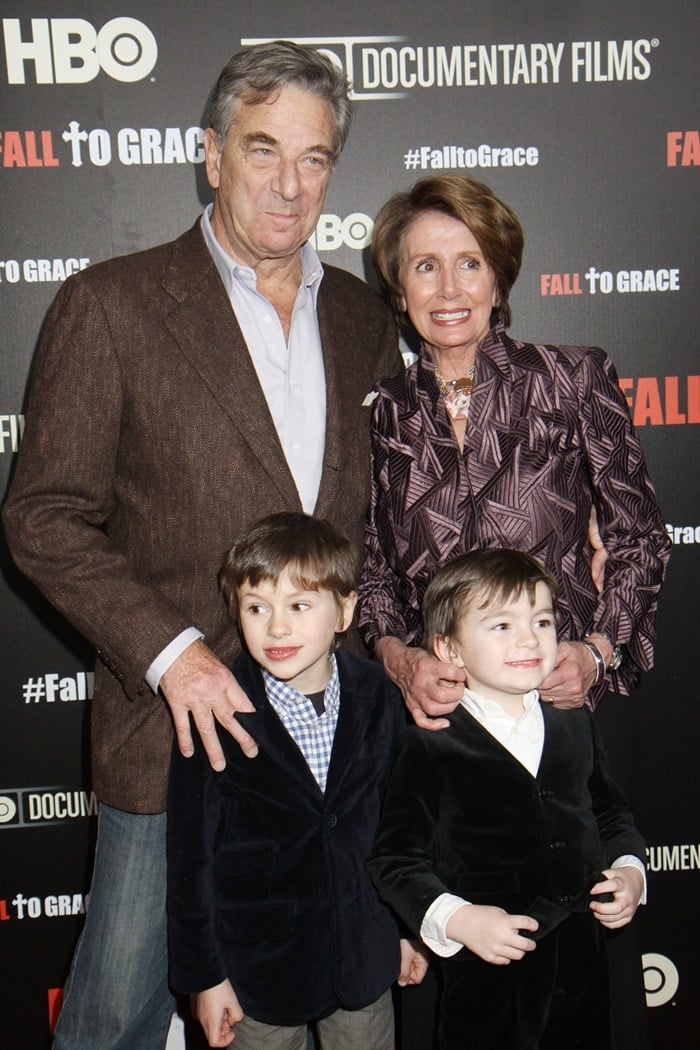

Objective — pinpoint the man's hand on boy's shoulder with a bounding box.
[397,939,430,986]
[445,904,539,966]
[193,978,244,1048]
[161,638,258,770]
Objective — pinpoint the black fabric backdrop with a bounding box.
[0,2,697,1047]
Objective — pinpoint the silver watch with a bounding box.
[608,645,623,671]
[593,631,623,671]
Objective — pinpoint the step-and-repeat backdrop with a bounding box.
[0,1,697,1047]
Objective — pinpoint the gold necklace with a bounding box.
[434,364,475,420]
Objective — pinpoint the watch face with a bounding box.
[609,647,623,671]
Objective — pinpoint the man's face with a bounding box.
[205,84,336,268]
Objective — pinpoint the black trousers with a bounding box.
[437,912,609,1050]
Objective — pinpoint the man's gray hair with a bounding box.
[206,40,353,161]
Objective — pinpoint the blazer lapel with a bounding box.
[324,660,375,800]
[161,225,301,507]
[235,707,324,799]
[451,705,537,779]
[313,286,353,514]
[232,653,324,799]
[537,701,581,782]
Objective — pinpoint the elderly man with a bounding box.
[3,41,400,1049]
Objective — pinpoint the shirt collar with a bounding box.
[200,204,324,299]
[460,686,541,723]
[262,653,340,717]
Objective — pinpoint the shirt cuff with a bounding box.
[612,855,648,904]
[420,893,470,957]
[145,627,204,694]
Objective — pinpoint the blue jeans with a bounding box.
[53,804,174,1050]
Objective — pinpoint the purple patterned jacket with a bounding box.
[358,323,671,704]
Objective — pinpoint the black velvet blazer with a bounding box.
[167,648,406,1026]
[369,700,646,943]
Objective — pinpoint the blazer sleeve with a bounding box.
[368,728,451,936]
[586,711,647,864]
[2,274,193,693]
[167,727,229,993]
[573,347,671,683]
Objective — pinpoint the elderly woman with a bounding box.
[358,174,670,725]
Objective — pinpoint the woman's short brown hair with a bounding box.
[371,174,524,328]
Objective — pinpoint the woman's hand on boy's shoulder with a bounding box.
[375,636,464,730]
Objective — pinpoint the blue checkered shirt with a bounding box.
[263,655,340,793]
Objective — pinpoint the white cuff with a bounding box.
[420,893,470,958]
[145,627,204,693]
[611,855,648,905]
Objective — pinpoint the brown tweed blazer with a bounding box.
[3,221,400,812]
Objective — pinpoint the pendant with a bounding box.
[435,368,474,420]
[443,383,472,420]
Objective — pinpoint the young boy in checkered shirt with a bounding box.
[167,511,427,1049]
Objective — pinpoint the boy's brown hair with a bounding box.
[423,548,559,648]
[219,511,359,619]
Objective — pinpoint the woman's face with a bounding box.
[398,210,499,363]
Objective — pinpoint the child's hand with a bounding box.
[192,979,244,1047]
[589,866,644,929]
[398,938,430,986]
[446,904,538,965]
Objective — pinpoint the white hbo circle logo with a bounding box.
[312,213,374,251]
[643,952,679,1007]
[0,795,18,823]
[96,18,158,82]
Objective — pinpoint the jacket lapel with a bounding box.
[232,653,324,799]
[161,224,301,507]
[233,649,374,805]
[451,704,537,778]
[324,659,372,800]
[313,286,346,514]
[537,700,581,782]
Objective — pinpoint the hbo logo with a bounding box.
[310,213,374,252]
[643,952,680,1008]
[3,18,158,83]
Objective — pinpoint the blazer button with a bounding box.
[327,814,338,828]
[558,895,571,904]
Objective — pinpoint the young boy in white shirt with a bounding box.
[369,548,646,1050]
